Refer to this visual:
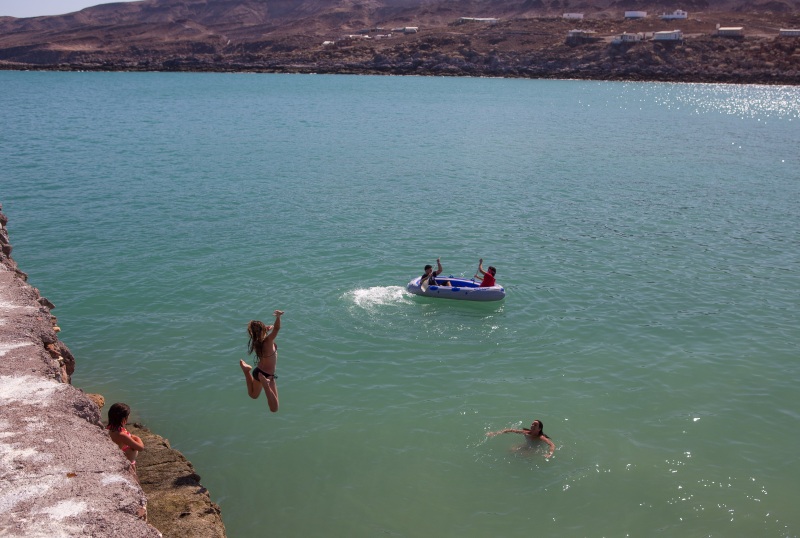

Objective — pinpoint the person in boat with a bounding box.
[239,310,283,412]
[486,419,556,458]
[422,258,451,287]
[477,258,497,287]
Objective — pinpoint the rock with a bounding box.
[127,424,227,538]
[38,296,56,310]
[0,206,162,537]
[86,393,106,410]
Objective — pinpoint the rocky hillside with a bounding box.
[1,0,799,83]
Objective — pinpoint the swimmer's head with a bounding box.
[424,264,433,274]
[488,266,497,276]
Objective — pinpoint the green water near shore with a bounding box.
[2,72,799,537]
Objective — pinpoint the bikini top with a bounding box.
[260,342,277,360]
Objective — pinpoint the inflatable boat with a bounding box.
[406,276,505,302]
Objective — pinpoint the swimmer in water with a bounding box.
[486,419,556,458]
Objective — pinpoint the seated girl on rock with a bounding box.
[107,402,145,470]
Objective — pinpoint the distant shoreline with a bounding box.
[1,63,798,86]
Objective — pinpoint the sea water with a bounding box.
[2,72,799,537]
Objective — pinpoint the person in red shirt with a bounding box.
[477,258,497,287]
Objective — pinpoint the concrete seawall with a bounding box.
[0,204,225,537]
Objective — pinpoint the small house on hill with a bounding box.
[716,26,744,37]
[612,32,644,44]
[625,11,647,19]
[457,17,498,24]
[653,30,683,41]
[563,13,584,20]
[779,28,800,37]
[661,10,688,20]
[566,29,599,43]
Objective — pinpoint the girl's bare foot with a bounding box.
[239,360,252,375]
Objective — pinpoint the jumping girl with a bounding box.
[239,310,283,412]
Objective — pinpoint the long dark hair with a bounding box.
[107,402,130,432]
[525,419,550,439]
[247,320,268,355]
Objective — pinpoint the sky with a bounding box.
[0,1,138,18]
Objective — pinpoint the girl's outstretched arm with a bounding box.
[486,428,525,437]
[269,310,284,339]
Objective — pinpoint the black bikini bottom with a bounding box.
[252,366,277,381]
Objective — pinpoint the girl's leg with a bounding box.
[239,360,262,399]
[258,375,279,412]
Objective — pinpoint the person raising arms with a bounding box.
[477,258,497,287]
[422,257,451,288]
[239,310,284,412]
[486,419,556,458]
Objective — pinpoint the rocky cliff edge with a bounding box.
[0,203,224,537]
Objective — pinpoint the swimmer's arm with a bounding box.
[486,428,526,437]
[542,436,556,458]
[478,258,487,276]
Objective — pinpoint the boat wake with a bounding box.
[344,286,412,310]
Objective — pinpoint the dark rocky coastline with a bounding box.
[0,203,225,538]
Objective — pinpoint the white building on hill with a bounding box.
[661,10,688,20]
[716,26,744,37]
[625,11,647,19]
[653,29,683,41]
[457,17,499,24]
[613,32,645,44]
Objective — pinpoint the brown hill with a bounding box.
[1,0,799,84]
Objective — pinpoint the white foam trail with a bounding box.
[345,286,412,309]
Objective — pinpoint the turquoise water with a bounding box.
[2,72,799,537]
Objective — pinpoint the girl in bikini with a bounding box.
[107,402,145,469]
[239,310,283,412]
[486,419,556,458]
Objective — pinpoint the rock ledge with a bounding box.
[0,203,225,538]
